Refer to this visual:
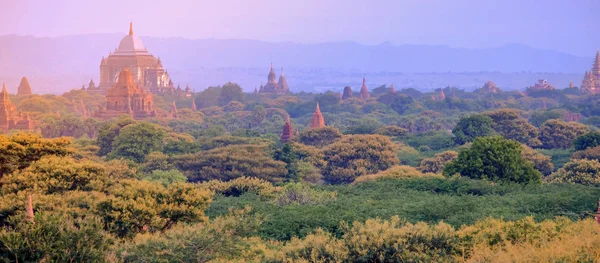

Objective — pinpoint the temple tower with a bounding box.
[281,115,294,142]
[359,77,370,99]
[309,102,325,129]
[278,67,290,93]
[390,84,396,94]
[17,77,32,96]
[342,86,353,100]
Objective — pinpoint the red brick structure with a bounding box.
[17,77,32,96]
[93,69,155,120]
[359,78,370,99]
[581,52,600,94]
[342,86,353,100]
[0,83,35,131]
[309,102,325,129]
[281,115,294,142]
[259,63,289,94]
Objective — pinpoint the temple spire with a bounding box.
[594,51,600,73]
[1,82,6,94]
[129,21,134,36]
[309,102,325,129]
[26,195,34,223]
[191,94,197,111]
[281,113,293,143]
[390,83,396,94]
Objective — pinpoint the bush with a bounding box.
[452,114,495,144]
[444,136,542,184]
[547,159,600,186]
[199,176,282,199]
[142,169,187,186]
[323,135,399,184]
[298,127,343,148]
[538,119,590,149]
[521,145,554,175]
[354,165,441,184]
[275,183,337,205]
[573,132,600,151]
[419,151,459,173]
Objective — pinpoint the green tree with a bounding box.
[96,115,137,156]
[0,133,72,177]
[218,82,245,106]
[109,122,166,162]
[529,110,563,127]
[299,127,343,148]
[452,114,495,144]
[484,109,541,147]
[323,135,399,184]
[142,169,187,186]
[195,86,221,109]
[0,214,112,262]
[547,159,600,186]
[538,119,590,149]
[419,151,459,173]
[274,143,300,182]
[444,136,541,184]
[573,132,600,151]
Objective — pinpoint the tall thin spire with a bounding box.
[593,51,600,73]
[310,102,325,129]
[1,82,6,94]
[129,21,134,36]
[26,195,34,223]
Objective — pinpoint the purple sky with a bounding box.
[1,0,598,56]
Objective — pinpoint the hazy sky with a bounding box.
[1,0,598,56]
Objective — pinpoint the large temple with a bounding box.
[0,83,34,131]
[90,22,174,95]
[259,64,289,94]
[581,51,600,94]
[93,69,155,120]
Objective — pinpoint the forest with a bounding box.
[2,82,600,262]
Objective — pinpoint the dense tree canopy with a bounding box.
[444,136,542,183]
[452,114,495,144]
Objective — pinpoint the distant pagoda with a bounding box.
[358,77,370,99]
[281,115,294,142]
[0,83,35,131]
[259,63,289,94]
[342,86,353,100]
[17,77,32,96]
[581,51,600,94]
[309,102,325,129]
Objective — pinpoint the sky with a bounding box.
[0,0,598,56]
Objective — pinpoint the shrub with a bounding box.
[444,136,542,184]
[573,132,600,151]
[199,176,282,199]
[298,127,343,148]
[419,151,459,173]
[521,145,554,175]
[274,183,337,206]
[323,135,399,184]
[547,159,600,186]
[538,119,590,149]
[452,114,495,144]
[354,165,440,184]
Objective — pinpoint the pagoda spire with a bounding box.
[26,195,34,223]
[359,77,370,99]
[1,82,7,95]
[593,51,600,74]
[390,83,396,93]
[171,101,178,118]
[129,21,134,35]
[309,102,325,129]
[191,94,197,111]
[281,114,294,142]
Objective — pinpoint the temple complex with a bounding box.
[0,83,35,131]
[529,79,555,91]
[432,89,446,101]
[259,64,289,94]
[17,77,32,95]
[281,115,294,142]
[309,103,325,129]
[358,78,370,99]
[390,84,396,94]
[92,22,174,95]
[342,86,353,100]
[93,69,155,120]
[581,52,600,94]
[476,81,501,94]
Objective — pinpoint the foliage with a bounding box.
[96,115,137,155]
[538,119,590,149]
[298,127,343,148]
[108,122,166,162]
[120,207,264,263]
[374,125,408,137]
[452,114,495,144]
[275,183,337,206]
[199,176,283,199]
[97,179,213,237]
[573,131,600,151]
[218,82,245,106]
[483,109,541,147]
[444,136,542,184]
[354,165,441,184]
[0,133,72,177]
[419,151,459,173]
[142,169,187,186]
[171,144,288,183]
[521,145,554,175]
[323,135,399,184]
[528,110,563,127]
[547,159,600,186]
[0,214,112,263]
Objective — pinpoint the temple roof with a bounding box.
[114,22,150,56]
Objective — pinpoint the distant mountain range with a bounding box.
[0,34,593,93]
